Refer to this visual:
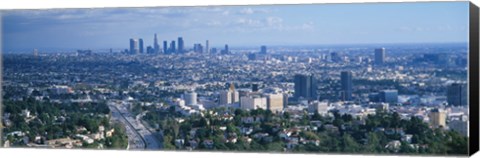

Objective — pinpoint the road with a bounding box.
[108,102,146,150]
[109,101,161,150]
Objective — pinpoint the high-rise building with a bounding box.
[375,48,386,65]
[219,83,239,105]
[170,40,176,54]
[429,108,447,128]
[447,83,468,106]
[139,38,144,53]
[294,74,317,100]
[154,34,160,54]
[211,48,217,54]
[222,44,229,54]
[184,91,197,106]
[129,38,139,54]
[260,45,267,54]
[146,46,154,54]
[206,40,209,54]
[163,41,168,54]
[178,37,184,53]
[219,90,232,105]
[379,90,398,104]
[193,43,204,53]
[340,71,353,101]
[266,93,283,113]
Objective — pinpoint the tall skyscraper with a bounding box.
[129,38,139,54]
[340,71,353,101]
[260,45,267,54]
[163,41,168,54]
[447,83,467,106]
[178,37,184,53]
[294,74,317,100]
[206,40,209,54]
[375,48,385,65]
[138,38,144,53]
[154,34,160,54]
[170,40,176,54]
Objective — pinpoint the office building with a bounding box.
[375,48,385,65]
[219,83,239,105]
[447,83,468,106]
[139,38,144,53]
[146,46,154,54]
[266,93,284,113]
[379,90,398,104]
[260,45,267,54]
[219,90,232,105]
[294,74,317,100]
[240,95,267,110]
[170,40,176,54]
[340,71,353,101]
[194,43,204,53]
[206,40,209,54]
[129,38,139,54]
[428,108,447,128]
[184,91,197,106]
[178,37,184,53]
[448,116,468,136]
[222,44,229,54]
[308,101,329,116]
[211,48,217,54]
[154,34,160,53]
[163,41,168,54]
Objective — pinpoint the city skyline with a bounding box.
[2,2,469,51]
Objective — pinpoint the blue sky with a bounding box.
[1,2,469,51]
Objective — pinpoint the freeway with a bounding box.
[108,102,146,150]
[109,102,161,150]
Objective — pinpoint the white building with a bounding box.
[240,95,267,110]
[184,91,198,106]
[308,101,329,116]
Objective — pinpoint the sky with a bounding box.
[1,2,470,51]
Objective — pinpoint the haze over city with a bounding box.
[2,2,469,51]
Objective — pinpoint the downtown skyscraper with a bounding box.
[163,41,168,54]
[129,38,139,54]
[178,37,184,53]
[139,38,144,53]
[154,34,160,54]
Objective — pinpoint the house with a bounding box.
[240,127,253,135]
[385,140,401,152]
[401,134,413,143]
[188,140,198,149]
[202,139,214,149]
[175,139,185,148]
[106,129,115,137]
